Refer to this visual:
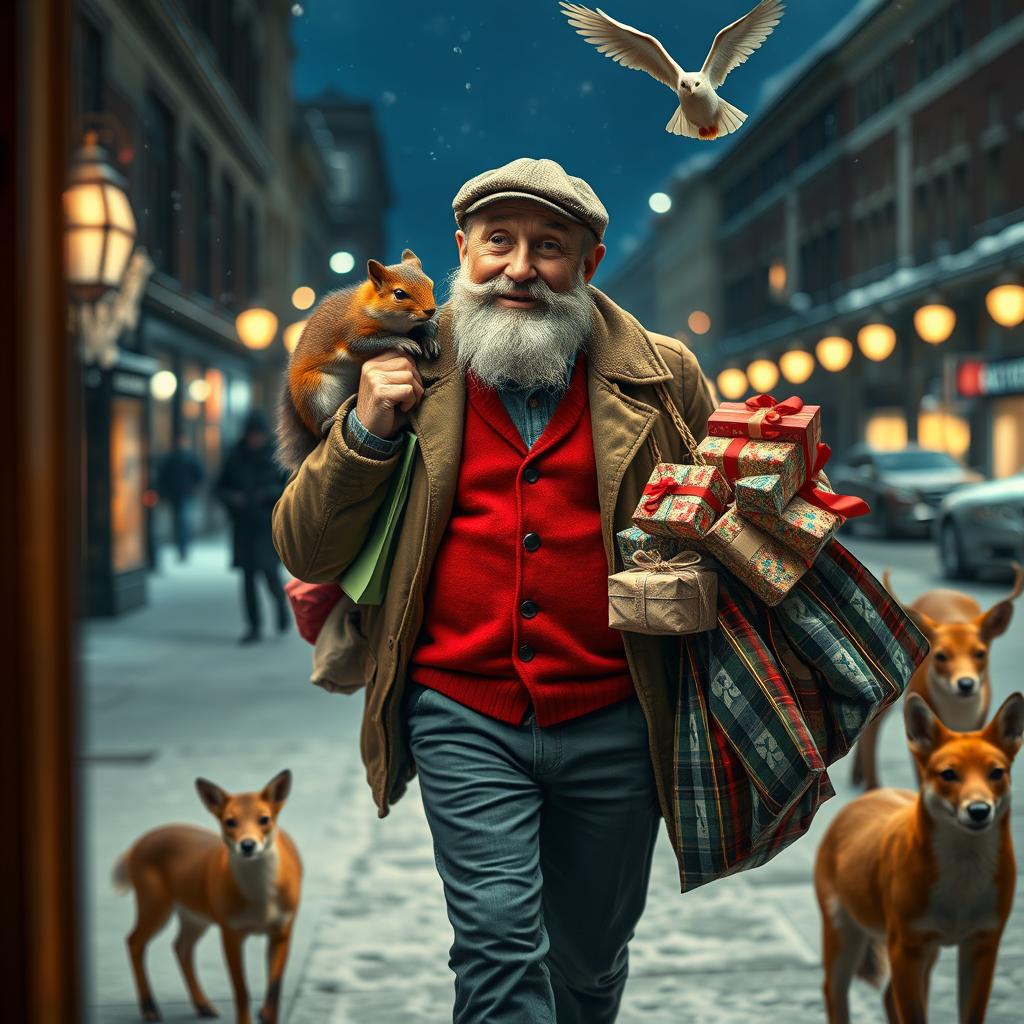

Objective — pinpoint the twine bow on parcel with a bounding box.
[619,549,704,632]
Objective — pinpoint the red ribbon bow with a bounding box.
[797,443,870,519]
[742,394,806,440]
[641,477,726,516]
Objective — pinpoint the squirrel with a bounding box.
[276,248,440,472]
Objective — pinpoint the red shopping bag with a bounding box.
[284,578,344,645]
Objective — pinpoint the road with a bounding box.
[81,534,1024,1023]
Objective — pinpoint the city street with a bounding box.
[83,534,1024,1023]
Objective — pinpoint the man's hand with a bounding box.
[353,350,425,439]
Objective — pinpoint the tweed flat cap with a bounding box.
[452,157,608,242]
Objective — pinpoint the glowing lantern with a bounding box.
[688,310,711,335]
[857,323,897,362]
[914,303,955,344]
[235,307,278,350]
[779,349,815,384]
[747,359,779,393]
[985,282,1024,328]
[291,286,315,311]
[768,262,787,296]
[816,335,853,372]
[150,370,178,401]
[716,368,748,400]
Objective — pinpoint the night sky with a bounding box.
[290,0,860,289]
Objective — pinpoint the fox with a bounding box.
[112,769,301,1024]
[815,692,1024,1024]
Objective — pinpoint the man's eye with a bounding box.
[393,289,409,300]
[489,234,509,244]
[539,241,561,251]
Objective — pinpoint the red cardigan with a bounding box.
[408,349,635,727]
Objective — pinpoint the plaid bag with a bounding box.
[673,538,928,893]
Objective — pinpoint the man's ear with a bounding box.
[454,229,467,265]
[195,777,228,818]
[582,241,606,283]
[367,259,386,288]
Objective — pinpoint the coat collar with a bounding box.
[418,285,675,386]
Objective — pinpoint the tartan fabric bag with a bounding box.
[672,539,928,893]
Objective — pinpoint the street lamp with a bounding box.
[688,310,711,335]
[283,320,307,354]
[779,349,815,384]
[816,335,853,372]
[914,302,956,344]
[747,359,779,393]
[291,286,315,311]
[716,368,748,400]
[857,322,897,362]
[985,278,1024,328]
[63,131,137,302]
[235,307,279,350]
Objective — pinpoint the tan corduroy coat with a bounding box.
[272,286,717,890]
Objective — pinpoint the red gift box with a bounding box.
[708,394,821,470]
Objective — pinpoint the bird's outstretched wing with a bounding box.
[701,0,785,90]
[559,2,683,92]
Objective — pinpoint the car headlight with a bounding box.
[885,487,918,504]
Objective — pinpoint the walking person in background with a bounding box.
[155,432,205,562]
[217,410,292,645]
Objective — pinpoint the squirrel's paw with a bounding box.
[409,318,441,360]
[392,336,427,359]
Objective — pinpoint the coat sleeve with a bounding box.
[650,332,718,449]
[272,392,406,583]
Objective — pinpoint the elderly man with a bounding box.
[273,157,716,1023]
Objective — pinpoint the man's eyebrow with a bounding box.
[482,216,572,235]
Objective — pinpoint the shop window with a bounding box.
[190,139,212,297]
[111,397,147,574]
[918,410,970,458]
[865,411,908,451]
[140,92,178,277]
[204,367,224,474]
[993,399,1024,478]
[220,174,237,308]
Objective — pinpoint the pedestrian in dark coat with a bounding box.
[216,409,291,644]
[155,432,205,561]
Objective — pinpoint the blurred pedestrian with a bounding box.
[216,410,291,644]
[155,432,205,562]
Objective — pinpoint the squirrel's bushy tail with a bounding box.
[275,376,320,474]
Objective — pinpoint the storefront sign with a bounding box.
[957,357,1024,398]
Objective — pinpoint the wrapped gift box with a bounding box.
[734,474,790,516]
[608,549,717,635]
[708,396,821,469]
[703,507,808,606]
[741,496,843,566]
[697,436,806,502]
[632,463,732,541]
[616,526,681,570]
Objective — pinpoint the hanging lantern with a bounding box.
[768,262,787,296]
[747,359,779,393]
[235,307,279,350]
[291,286,315,311]
[716,368,748,400]
[150,370,178,401]
[985,281,1024,328]
[914,303,956,344]
[816,335,853,372]
[779,349,815,384]
[688,310,711,335]
[63,131,137,302]
[283,320,307,354]
[857,323,897,362]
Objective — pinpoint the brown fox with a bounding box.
[276,248,439,471]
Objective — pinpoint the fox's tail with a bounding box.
[716,97,748,136]
[111,851,132,895]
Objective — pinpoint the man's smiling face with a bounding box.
[455,199,605,300]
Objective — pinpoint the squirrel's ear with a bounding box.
[401,248,421,266]
[367,259,386,287]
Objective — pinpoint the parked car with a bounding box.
[935,474,1024,579]
[829,444,983,538]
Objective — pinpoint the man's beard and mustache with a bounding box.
[445,263,596,391]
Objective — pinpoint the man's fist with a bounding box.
[353,350,425,440]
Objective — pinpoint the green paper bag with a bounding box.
[339,431,418,606]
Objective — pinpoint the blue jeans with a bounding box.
[403,682,662,1024]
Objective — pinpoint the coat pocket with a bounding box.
[310,592,377,695]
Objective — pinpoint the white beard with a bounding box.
[446,263,595,391]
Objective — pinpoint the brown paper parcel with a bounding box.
[608,549,717,636]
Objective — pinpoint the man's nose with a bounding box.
[504,245,536,283]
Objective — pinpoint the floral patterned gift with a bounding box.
[708,394,821,471]
[616,526,680,570]
[632,463,732,541]
[696,435,806,503]
[703,507,808,606]
[741,496,843,566]
[734,474,791,516]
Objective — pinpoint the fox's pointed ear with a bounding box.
[401,248,421,266]
[904,694,941,758]
[195,777,229,817]
[905,606,938,643]
[978,601,1014,642]
[261,769,292,810]
[367,259,386,287]
[985,693,1024,759]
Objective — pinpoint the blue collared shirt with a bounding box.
[345,350,579,457]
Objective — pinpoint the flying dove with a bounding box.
[559,0,785,140]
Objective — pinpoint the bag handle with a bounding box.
[645,379,706,467]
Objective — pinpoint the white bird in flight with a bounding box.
[559,0,785,140]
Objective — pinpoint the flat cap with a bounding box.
[452,157,608,243]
